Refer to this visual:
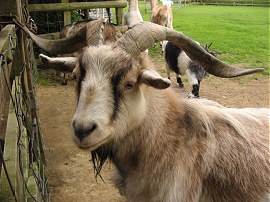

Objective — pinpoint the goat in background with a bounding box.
[38,19,122,81]
[150,0,173,28]
[124,0,144,28]
[162,41,220,97]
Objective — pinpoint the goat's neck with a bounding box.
[111,88,185,174]
[108,89,192,199]
[128,0,140,11]
[150,0,159,10]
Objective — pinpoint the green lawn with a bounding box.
[134,4,269,74]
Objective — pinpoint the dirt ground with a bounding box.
[36,67,269,201]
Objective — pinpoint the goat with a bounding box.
[39,19,120,84]
[38,19,122,78]
[19,20,268,202]
[150,0,173,28]
[124,0,143,28]
[162,40,212,97]
[150,0,173,47]
[58,19,121,57]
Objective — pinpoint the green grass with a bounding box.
[34,73,58,86]
[136,4,269,74]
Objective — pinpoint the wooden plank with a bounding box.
[0,25,15,141]
[0,25,15,53]
[0,105,18,202]
[64,10,71,26]
[28,1,127,12]
[115,8,124,25]
[0,77,29,202]
[27,176,38,201]
[62,0,71,26]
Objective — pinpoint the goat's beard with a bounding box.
[91,142,115,180]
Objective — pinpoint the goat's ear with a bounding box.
[39,54,77,72]
[139,69,171,89]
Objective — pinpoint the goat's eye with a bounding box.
[125,82,134,89]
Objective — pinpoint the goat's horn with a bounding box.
[18,19,104,55]
[115,22,264,77]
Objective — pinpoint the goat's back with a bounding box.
[184,100,270,202]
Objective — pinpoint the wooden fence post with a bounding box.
[115,8,124,25]
[62,0,71,26]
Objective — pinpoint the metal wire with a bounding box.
[0,26,49,201]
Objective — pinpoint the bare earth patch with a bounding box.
[36,72,269,202]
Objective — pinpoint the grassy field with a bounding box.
[134,4,269,74]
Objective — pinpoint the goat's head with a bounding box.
[71,46,170,150]
[18,20,264,151]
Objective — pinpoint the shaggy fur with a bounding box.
[72,45,270,202]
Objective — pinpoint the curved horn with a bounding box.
[115,22,264,78]
[17,19,104,55]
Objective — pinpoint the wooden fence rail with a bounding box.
[28,1,127,11]
[28,1,127,26]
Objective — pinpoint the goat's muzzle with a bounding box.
[72,120,112,150]
[73,121,97,142]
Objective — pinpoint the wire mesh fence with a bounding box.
[0,22,49,202]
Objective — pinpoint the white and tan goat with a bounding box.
[124,0,143,28]
[19,21,269,202]
[150,0,173,28]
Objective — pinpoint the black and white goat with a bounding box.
[162,41,218,97]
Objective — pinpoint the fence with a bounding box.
[28,0,127,36]
[0,0,49,201]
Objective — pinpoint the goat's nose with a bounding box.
[73,121,97,141]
